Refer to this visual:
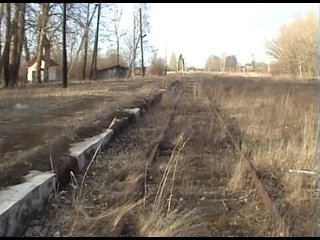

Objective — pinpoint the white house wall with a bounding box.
[27,60,58,82]
[27,65,36,82]
[48,67,57,81]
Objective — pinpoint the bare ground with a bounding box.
[24,77,249,237]
[0,77,174,188]
[3,73,316,237]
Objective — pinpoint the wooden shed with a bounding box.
[96,64,129,80]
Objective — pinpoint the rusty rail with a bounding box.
[147,89,182,165]
[111,85,182,237]
[201,84,291,237]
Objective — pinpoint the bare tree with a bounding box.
[36,3,50,83]
[139,7,144,77]
[3,3,11,87]
[204,55,221,72]
[82,3,98,79]
[265,10,317,77]
[62,2,67,88]
[100,49,127,68]
[122,3,151,77]
[10,3,26,86]
[23,3,86,81]
[132,14,137,76]
[0,4,4,64]
[124,13,140,77]
[177,54,185,72]
[43,36,51,82]
[220,53,226,72]
[24,36,30,62]
[114,5,124,65]
[225,55,238,72]
[23,3,39,62]
[150,50,164,76]
[89,3,101,80]
[67,3,98,78]
[105,4,126,67]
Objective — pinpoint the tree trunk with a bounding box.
[7,3,24,86]
[82,34,89,79]
[89,3,101,80]
[139,8,144,78]
[15,3,25,86]
[0,3,4,64]
[23,35,30,85]
[43,35,50,82]
[116,38,120,65]
[24,35,30,62]
[3,3,11,88]
[69,3,98,79]
[62,2,67,88]
[132,15,136,77]
[36,3,49,84]
[82,3,90,80]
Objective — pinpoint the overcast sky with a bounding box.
[111,3,318,68]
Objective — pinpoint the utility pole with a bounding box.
[299,59,302,78]
[132,15,136,77]
[222,53,226,72]
[90,3,101,80]
[139,7,144,78]
[62,3,68,88]
[164,41,167,75]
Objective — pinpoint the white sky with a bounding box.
[116,3,318,68]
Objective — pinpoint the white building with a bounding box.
[27,57,59,82]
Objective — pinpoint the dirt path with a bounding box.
[22,77,264,237]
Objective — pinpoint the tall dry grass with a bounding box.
[66,104,202,236]
[135,133,204,237]
[200,75,317,236]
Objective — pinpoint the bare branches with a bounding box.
[265,10,317,77]
[2,3,11,87]
[0,2,156,83]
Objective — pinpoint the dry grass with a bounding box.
[136,134,204,237]
[0,78,161,112]
[200,74,317,236]
[59,87,205,237]
[66,132,203,237]
[23,74,316,237]
[0,78,167,188]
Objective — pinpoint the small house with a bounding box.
[27,56,59,82]
[243,64,254,73]
[96,64,129,80]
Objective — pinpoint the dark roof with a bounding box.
[98,64,129,72]
[27,56,59,67]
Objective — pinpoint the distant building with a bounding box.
[27,56,60,82]
[243,64,254,73]
[96,64,129,80]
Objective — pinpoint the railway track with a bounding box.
[23,81,186,237]
[22,78,293,237]
[110,86,183,237]
[200,83,291,237]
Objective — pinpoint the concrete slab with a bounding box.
[69,129,114,171]
[123,108,141,121]
[0,93,163,236]
[0,171,56,237]
[98,129,114,149]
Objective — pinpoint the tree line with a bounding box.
[265,10,317,78]
[0,3,161,88]
[198,10,317,77]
